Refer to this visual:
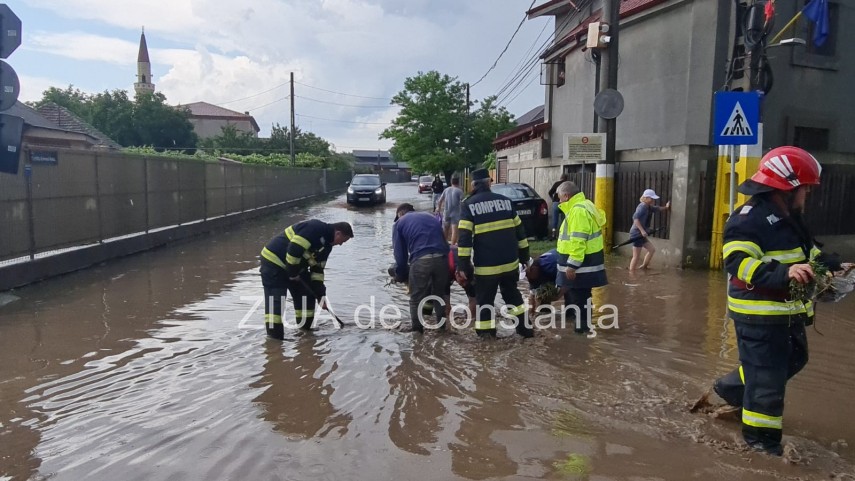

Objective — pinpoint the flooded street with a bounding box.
[1,183,854,480]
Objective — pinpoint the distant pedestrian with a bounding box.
[548,173,570,240]
[393,203,450,333]
[436,176,464,244]
[628,189,671,271]
[431,175,445,210]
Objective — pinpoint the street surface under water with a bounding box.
[1,183,854,481]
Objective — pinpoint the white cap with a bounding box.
[642,188,659,199]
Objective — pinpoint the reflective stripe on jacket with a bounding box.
[722,197,823,325]
[556,192,608,289]
[261,219,334,296]
[457,187,529,276]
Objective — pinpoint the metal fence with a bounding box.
[614,161,673,239]
[806,163,855,236]
[0,150,349,264]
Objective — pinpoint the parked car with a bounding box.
[491,182,549,239]
[410,174,419,182]
[418,175,433,194]
[346,174,386,205]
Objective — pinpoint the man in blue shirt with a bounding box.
[525,249,560,314]
[393,203,450,332]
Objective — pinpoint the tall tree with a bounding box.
[133,92,198,149]
[381,71,468,177]
[381,72,515,178]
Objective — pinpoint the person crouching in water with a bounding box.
[628,188,670,271]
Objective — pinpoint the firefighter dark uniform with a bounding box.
[457,169,532,338]
[556,191,608,333]
[260,220,335,339]
[711,146,840,455]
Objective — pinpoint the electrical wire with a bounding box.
[218,80,290,105]
[295,95,391,109]
[471,0,539,87]
[295,113,391,126]
[294,81,392,101]
[245,95,291,112]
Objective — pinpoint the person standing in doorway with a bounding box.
[548,173,570,240]
[628,188,671,271]
[436,176,464,244]
[431,174,445,211]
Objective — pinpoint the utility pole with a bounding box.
[290,72,295,166]
[465,82,471,172]
[596,0,620,251]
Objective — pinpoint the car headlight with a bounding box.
[374,187,383,194]
[347,187,354,194]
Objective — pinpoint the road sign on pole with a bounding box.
[0,5,22,59]
[714,91,760,146]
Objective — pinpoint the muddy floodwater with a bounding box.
[1,183,854,481]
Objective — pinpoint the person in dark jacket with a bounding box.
[705,146,850,456]
[547,173,570,240]
[393,203,450,332]
[260,220,354,339]
[431,175,445,211]
[457,168,532,338]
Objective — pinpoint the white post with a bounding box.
[729,144,737,214]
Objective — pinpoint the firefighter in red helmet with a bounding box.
[703,146,849,455]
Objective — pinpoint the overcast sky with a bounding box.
[13,0,553,152]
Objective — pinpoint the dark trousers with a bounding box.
[261,262,317,339]
[563,287,593,333]
[714,321,809,452]
[551,202,565,231]
[474,270,533,338]
[408,254,449,332]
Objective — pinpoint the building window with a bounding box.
[793,126,830,151]
[556,60,566,87]
[142,75,147,83]
[792,1,839,69]
[804,1,838,57]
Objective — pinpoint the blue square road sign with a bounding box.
[713,91,760,146]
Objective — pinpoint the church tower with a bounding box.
[134,28,155,96]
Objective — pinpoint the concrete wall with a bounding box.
[0,148,350,291]
[190,118,258,139]
[762,2,855,152]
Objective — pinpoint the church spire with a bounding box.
[134,28,155,95]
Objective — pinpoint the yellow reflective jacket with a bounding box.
[556,192,608,288]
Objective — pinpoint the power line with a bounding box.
[294,81,392,101]
[295,113,391,126]
[218,80,290,105]
[295,95,391,109]
[246,95,291,112]
[471,0,539,87]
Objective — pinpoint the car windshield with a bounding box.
[352,176,380,186]
[419,176,432,183]
[492,184,537,200]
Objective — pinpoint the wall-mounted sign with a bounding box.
[563,133,605,162]
[29,150,58,164]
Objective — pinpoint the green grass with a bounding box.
[529,239,557,257]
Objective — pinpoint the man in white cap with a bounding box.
[628,188,670,271]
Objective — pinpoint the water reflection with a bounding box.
[252,336,352,439]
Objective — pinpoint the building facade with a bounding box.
[182,102,260,140]
[498,0,855,267]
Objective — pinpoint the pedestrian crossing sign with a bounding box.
[713,91,760,145]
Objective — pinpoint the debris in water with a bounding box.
[0,293,20,308]
[554,453,590,476]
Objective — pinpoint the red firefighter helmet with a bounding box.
[738,146,822,195]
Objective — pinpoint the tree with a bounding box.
[133,92,198,150]
[381,72,515,180]
[381,71,468,177]
[469,96,514,169]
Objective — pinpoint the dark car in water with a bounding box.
[491,182,549,239]
[346,174,386,205]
